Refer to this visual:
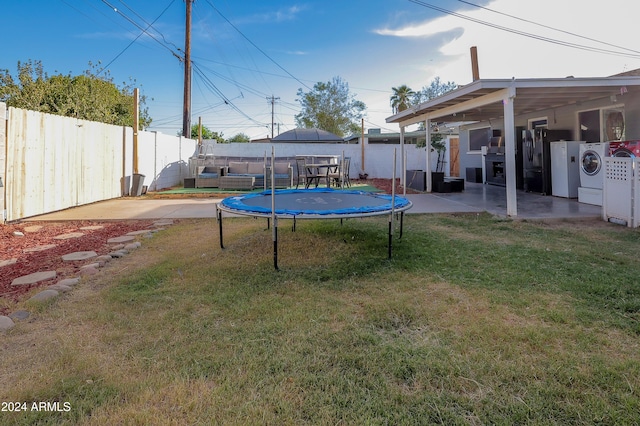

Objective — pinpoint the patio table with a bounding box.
[304,163,338,188]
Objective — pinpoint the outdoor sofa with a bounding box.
[221,161,293,190]
[195,166,223,188]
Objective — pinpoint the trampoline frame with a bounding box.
[216,188,412,270]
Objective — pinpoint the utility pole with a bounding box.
[182,0,193,138]
[267,95,280,139]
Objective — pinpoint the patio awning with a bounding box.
[386,75,640,217]
[386,76,640,128]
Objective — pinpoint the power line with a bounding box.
[99,0,182,60]
[408,0,640,60]
[203,0,313,90]
[192,61,267,128]
[456,0,640,56]
[116,0,182,52]
[97,0,177,74]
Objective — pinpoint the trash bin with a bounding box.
[131,173,146,196]
[406,170,426,191]
[121,176,131,196]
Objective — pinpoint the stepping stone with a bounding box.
[0,316,15,331]
[48,284,72,293]
[0,258,18,267]
[79,225,104,230]
[77,267,98,276]
[62,251,97,261]
[126,230,153,236]
[57,278,81,287]
[108,250,128,258]
[124,242,142,250]
[23,225,43,233]
[23,244,57,253]
[11,271,57,286]
[9,310,30,321]
[96,255,113,263]
[28,289,59,303]
[154,220,173,226]
[53,232,84,240]
[107,236,134,244]
[80,263,100,270]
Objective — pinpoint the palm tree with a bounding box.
[390,85,416,114]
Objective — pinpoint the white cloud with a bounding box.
[377,0,640,83]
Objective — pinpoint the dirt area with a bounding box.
[0,220,155,314]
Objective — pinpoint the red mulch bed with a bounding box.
[0,220,156,315]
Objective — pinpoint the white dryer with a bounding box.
[578,142,609,206]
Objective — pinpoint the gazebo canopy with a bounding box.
[272,128,344,143]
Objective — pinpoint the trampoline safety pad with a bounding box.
[218,188,412,218]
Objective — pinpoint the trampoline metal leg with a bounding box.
[388,220,393,259]
[399,212,404,240]
[217,206,224,249]
[273,217,279,271]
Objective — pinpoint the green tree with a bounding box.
[182,125,226,143]
[186,124,214,140]
[295,76,366,137]
[227,133,250,143]
[0,60,151,129]
[390,84,416,114]
[414,77,457,104]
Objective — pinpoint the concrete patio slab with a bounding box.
[24,183,603,222]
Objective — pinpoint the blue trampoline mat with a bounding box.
[220,188,412,217]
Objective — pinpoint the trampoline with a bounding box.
[216,188,413,269]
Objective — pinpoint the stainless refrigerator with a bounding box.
[522,129,572,194]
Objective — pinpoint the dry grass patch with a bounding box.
[1,215,640,424]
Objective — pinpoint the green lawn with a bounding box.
[2,214,640,425]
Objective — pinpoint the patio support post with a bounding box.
[399,126,405,189]
[503,86,518,216]
[426,119,432,193]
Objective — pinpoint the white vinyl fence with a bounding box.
[1,103,195,222]
[193,139,436,180]
[603,157,638,227]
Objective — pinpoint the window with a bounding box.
[579,107,625,142]
[579,110,600,142]
[468,127,492,151]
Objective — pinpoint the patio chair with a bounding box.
[329,157,351,188]
[296,157,322,189]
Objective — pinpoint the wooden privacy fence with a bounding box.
[1,103,195,222]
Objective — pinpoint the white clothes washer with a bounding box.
[578,142,609,205]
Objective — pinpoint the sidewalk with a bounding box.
[29,198,226,221]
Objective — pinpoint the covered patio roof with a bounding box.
[386,76,640,128]
[385,75,640,217]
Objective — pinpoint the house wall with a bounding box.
[1,102,196,222]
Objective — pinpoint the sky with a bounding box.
[3,0,640,140]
